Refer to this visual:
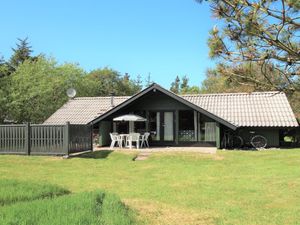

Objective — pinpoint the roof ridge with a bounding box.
[180,91,281,97]
[74,91,282,99]
[74,96,131,100]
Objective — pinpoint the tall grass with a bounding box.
[0,191,136,225]
[0,179,70,206]
[100,192,136,225]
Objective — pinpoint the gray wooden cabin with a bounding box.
[45,83,299,148]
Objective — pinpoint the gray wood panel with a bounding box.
[0,125,26,153]
[30,125,65,154]
[0,124,92,155]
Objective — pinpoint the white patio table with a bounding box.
[118,134,129,148]
[117,133,149,149]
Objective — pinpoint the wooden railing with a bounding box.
[178,130,196,142]
[0,123,92,156]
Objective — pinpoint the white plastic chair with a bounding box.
[140,132,150,148]
[126,133,140,149]
[110,133,121,149]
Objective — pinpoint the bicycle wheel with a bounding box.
[233,136,244,149]
[251,135,267,149]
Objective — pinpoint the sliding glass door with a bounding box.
[149,112,160,141]
[149,111,174,143]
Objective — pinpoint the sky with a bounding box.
[0,0,217,88]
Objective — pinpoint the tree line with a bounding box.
[1,0,299,125]
[0,38,143,124]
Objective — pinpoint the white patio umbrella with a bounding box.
[113,114,147,122]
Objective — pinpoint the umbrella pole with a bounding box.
[129,121,134,133]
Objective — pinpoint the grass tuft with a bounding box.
[0,179,70,206]
[0,191,136,225]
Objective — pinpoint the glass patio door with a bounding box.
[149,111,174,143]
[163,112,174,141]
[149,112,160,141]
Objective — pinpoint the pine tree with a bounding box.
[170,76,180,94]
[197,0,300,92]
[123,72,130,82]
[180,75,189,94]
[9,38,33,69]
[145,73,153,87]
[0,56,9,78]
[135,74,143,90]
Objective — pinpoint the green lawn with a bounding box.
[0,149,300,224]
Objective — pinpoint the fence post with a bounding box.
[63,122,70,155]
[24,123,31,155]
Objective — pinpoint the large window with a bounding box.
[199,115,216,142]
[178,110,196,142]
[178,111,217,142]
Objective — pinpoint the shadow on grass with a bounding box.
[74,150,114,159]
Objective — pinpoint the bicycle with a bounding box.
[222,130,268,149]
[221,130,243,149]
[248,131,268,149]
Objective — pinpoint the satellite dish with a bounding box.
[66,88,77,98]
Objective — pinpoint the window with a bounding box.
[179,110,194,130]
[178,110,196,142]
[199,115,216,142]
[204,122,216,141]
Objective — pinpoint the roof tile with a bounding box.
[181,91,298,127]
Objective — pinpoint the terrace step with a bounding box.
[134,152,151,161]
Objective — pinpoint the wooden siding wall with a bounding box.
[236,128,280,147]
[98,121,111,146]
[0,123,92,155]
[117,91,191,115]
